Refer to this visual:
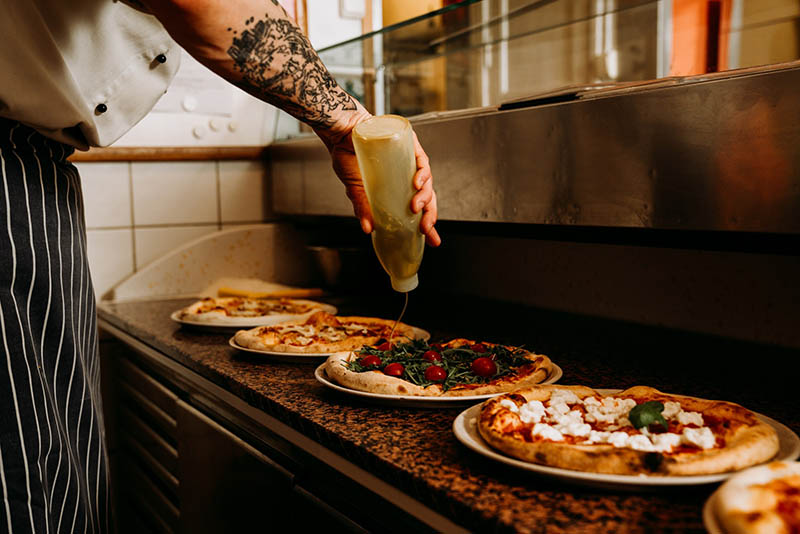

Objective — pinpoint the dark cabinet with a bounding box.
[100,339,420,534]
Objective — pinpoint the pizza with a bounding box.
[478,385,779,476]
[324,338,555,397]
[175,297,336,326]
[714,461,800,534]
[233,311,425,353]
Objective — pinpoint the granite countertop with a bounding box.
[98,295,800,534]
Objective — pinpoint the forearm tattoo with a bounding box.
[227,11,357,130]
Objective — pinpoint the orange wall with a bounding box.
[383,0,442,26]
[671,0,732,75]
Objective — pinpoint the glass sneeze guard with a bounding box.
[273,0,800,141]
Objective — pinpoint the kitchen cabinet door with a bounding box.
[176,399,295,532]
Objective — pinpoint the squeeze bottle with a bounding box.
[352,115,425,292]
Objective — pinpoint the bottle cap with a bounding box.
[390,274,418,293]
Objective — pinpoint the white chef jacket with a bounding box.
[0,0,180,149]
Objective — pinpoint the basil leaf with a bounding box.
[628,401,668,431]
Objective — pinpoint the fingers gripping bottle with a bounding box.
[352,115,425,293]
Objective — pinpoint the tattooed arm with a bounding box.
[136,0,440,245]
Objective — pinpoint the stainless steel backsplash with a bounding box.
[269,63,800,348]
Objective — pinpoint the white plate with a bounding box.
[229,326,431,362]
[314,362,563,408]
[452,396,800,490]
[702,491,725,534]
[228,337,332,362]
[170,302,337,333]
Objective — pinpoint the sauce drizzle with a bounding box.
[388,292,409,346]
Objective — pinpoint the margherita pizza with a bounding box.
[478,385,779,476]
[174,297,336,327]
[714,461,800,534]
[324,338,555,397]
[233,311,426,353]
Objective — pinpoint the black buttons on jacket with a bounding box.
[95,53,167,116]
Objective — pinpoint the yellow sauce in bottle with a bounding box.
[353,115,424,293]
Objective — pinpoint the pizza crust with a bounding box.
[176,297,336,326]
[714,461,800,534]
[233,313,422,354]
[477,385,780,476]
[324,349,554,397]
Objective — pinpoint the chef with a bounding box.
[0,1,440,531]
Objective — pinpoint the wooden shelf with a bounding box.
[69,146,268,162]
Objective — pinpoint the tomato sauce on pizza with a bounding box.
[233,311,425,354]
[478,385,780,476]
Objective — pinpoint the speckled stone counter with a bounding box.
[98,295,800,534]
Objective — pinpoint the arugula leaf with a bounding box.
[346,340,534,391]
[628,401,668,431]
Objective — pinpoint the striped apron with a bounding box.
[0,118,110,533]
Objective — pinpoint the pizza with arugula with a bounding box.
[324,338,555,397]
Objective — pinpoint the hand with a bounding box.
[323,120,441,247]
[409,131,440,246]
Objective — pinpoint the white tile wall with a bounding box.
[80,162,132,228]
[86,228,135,299]
[76,159,271,299]
[219,160,269,223]
[132,161,218,225]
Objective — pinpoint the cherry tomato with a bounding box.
[375,341,393,351]
[424,365,447,382]
[383,362,404,377]
[470,343,489,353]
[471,357,497,377]
[430,343,444,351]
[359,355,382,368]
[422,350,441,362]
